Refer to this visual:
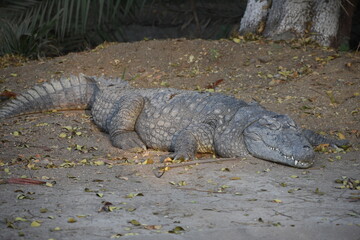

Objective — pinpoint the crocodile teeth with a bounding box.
[263,143,298,162]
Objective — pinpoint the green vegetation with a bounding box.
[0,0,146,58]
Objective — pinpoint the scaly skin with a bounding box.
[0,74,349,168]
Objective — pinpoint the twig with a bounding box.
[175,187,227,194]
[273,210,293,219]
[153,157,240,178]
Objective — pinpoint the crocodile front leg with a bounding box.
[162,123,215,161]
[108,95,146,150]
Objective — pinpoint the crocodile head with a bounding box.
[243,114,314,168]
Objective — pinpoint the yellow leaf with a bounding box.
[142,159,154,165]
[15,217,27,222]
[337,132,346,140]
[178,181,187,186]
[273,199,282,203]
[93,160,105,166]
[67,217,77,223]
[230,177,241,180]
[59,133,67,138]
[31,221,41,227]
[163,157,173,163]
[290,175,299,179]
[233,38,241,43]
[45,182,53,187]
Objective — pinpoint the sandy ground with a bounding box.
[0,39,359,239]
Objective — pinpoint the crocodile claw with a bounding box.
[160,151,195,163]
[111,132,146,150]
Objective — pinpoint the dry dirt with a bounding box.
[0,39,359,240]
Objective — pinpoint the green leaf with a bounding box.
[125,192,144,198]
[168,226,185,234]
[63,126,73,131]
[128,219,141,226]
[12,131,21,136]
[59,132,67,138]
[40,208,48,213]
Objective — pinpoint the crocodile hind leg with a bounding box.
[161,123,215,161]
[302,129,350,147]
[108,95,146,150]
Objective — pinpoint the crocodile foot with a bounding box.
[160,151,195,163]
[111,132,146,150]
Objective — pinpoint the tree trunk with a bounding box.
[239,0,357,48]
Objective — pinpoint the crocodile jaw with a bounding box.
[243,132,315,169]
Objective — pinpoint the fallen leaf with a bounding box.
[142,159,154,164]
[30,221,41,227]
[125,192,144,198]
[14,217,27,222]
[314,143,330,152]
[128,219,141,226]
[314,188,325,195]
[59,133,67,138]
[12,131,21,136]
[230,177,241,180]
[67,217,77,223]
[40,208,48,213]
[93,160,105,166]
[337,132,346,140]
[233,38,241,43]
[144,225,162,230]
[111,233,123,238]
[177,181,187,186]
[168,226,185,234]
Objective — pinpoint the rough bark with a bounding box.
[239,0,270,34]
[264,0,312,40]
[239,0,355,47]
[311,0,341,47]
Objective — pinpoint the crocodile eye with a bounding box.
[288,120,297,128]
[258,117,280,130]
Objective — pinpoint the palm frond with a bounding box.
[0,0,148,58]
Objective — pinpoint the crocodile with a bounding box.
[0,74,348,168]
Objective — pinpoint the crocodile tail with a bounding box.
[0,74,98,119]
